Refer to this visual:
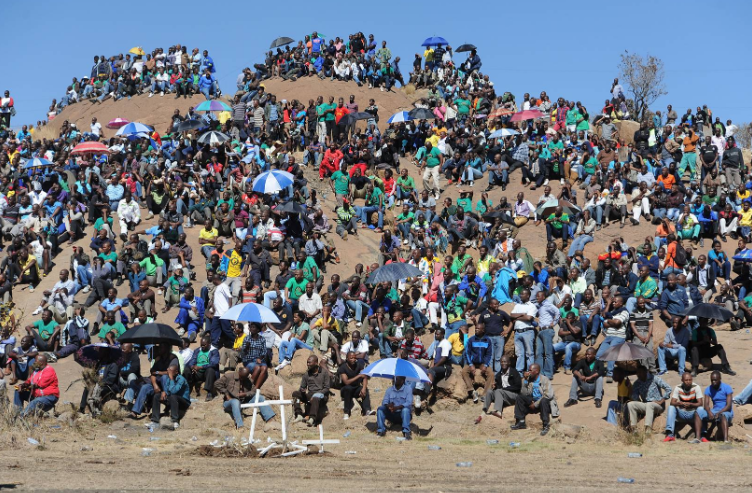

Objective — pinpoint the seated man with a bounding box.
[215,367,276,429]
[340,329,369,365]
[510,363,557,436]
[31,269,76,322]
[183,335,219,401]
[97,310,127,345]
[376,308,403,359]
[595,295,629,382]
[337,351,372,420]
[657,316,690,376]
[483,355,521,419]
[25,309,61,354]
[376,375,413,440]
[663,371,705,442]
[626,365,671,433]
[240,323,268,390]
[150,364,190,430]
[5,336,37,385]
[415,327,452,408]
[564,347,605,408]
[128,344,180,418]
[310,305,340,353]
[690,318,736,377]
[701,371,734,443]
[55,307,90,360]
[292,355,331,427]
[275,311,312,373]
[553,311,583,374]
[461,321,494,403]
[13,354,59,417]
[174,286,204,341]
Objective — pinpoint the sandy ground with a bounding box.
[5,80,752,491]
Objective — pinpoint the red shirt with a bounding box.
[334,106,349,124]
[29,365,59,399]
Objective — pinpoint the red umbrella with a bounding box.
[70,141,111,155]
[488,107,514,119]
[510,109,544,122]
[107,117,129,129]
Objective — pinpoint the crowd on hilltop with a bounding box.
[1,33,752,444]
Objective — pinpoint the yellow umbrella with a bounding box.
[129,46,145,56]
[217,111,232,124]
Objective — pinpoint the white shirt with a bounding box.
[434,339,452,361]
[91,122,102,136]
[340,339,369,359]
[298,293,323,315]
[213,283,231,317]
[726,124,738,138]
[511,302,537,331]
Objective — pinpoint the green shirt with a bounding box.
[546,213,569,229]
[286,277,308,300]
[425,147,442,168]
[456,197,472,213]
[366,186,383,206]
[560,307,579,318]
[456,98,471,115]
[34,319,57,341]
[475,200,493,215]
[94,217,114,232]
[99,252,117,265]
[323,103,336,121]
[139,256,165,276]
[331,170,350,195]
[217,198,235,209]
[396,212,415,223]
[196,349,211,367]
[397,175,415,191]
[98,322,126,340]
[634,277,658,299]
[302,256,320,282]
[444,294,469,322]
[292,322,313,346]
[547,140,564,154]
[451,254,472,275]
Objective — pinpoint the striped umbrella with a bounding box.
[70,142,110,155]
[194,100,232,112]
[23,157,53,169]
[366,263,424,284]
[252,170,294,194]
[488,128,519,139]
[733,249,752,262]
[220,303,281,324]
[116,122,153,136]
[107,117,130,129]
[362,358,431,383]
[197,131,230,145]
[387,111,410,124]
[488,107,514,119]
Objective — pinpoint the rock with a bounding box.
[557,423,582,439]
[614,120,640,145]
[103,400,122,414]
[435,369,467,402]
[290,349,315,375]
[56,411,76,425]
[431,398,460,412]
[260,373,293,401]
[263,420,281,433]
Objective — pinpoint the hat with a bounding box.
[517,270,526,279]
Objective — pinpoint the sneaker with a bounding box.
[355,322,362,328]
[560,178,565,185]
[543,179,549,186]
[594,399,602,408]
[540,425,550,436]
[563,369,571,375]
[148,93,154,98]
[32,307,42,316]
[306,417,315,427]
[413,394,422,409]
[471,390,479,403]
[663,435,676,442]
[343,414,349,421]
[606,376,613,383]
[701,437,709,443]
[377,431,385,437]
[46,352,58,363]
[563,399,578,408]
[403,431,412,440]
[160,92,165,97]
[656,370,667,376]
[364,410,376,416]
[29,286,34,293]
[688,438,701,444]
[172,422,180,430]
[82,285,91,293]
[293,415,304,423]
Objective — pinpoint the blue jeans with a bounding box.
[535,328,555,378]
[360,205,383,229]
[657,346,686,373]
[262,290,286,308]
[376,405,412,433]
[553,341,582,370]
[444,320,467,339]
[278,339,312,362]
[14,392,58,417]
[410,308,427,330]
[606,400,624,425]
[346,300,369,322]
[588,205,603,225]
[568,235,593,257]
[132,382,156,414]
[487,335,504,374]
[546,224,569,243]
[225,395,275,427]
[514,330,535,372]
[665,405,707,434]
[733,379,752,405]
[595,336,626,376]
[76,265,92,288]
[580,314,601,337]
[378,333,395,358]
[667,208,681,221]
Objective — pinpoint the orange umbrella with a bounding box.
[71,142,111,155]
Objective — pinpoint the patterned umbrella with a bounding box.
[366,263,424,284]
[488,107,514,119]
[362,357,430,383]
[220,303,281,323]
[107,118,130,129]
[597,342,654,362]
[732,249,752,262]
[70,142,110,155]
[197,131,230,145]
[115,122,153,136]
[488,128,519,139]
[510,110,545,122]
[75,343,124,368]
[252,170,294,194]
[194,100,232,112]
[129,47,146,56]
[23,157,53,169]
[387,111,410,124]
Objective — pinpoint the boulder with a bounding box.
[614,120,640,145]
[56,411,77,426]
[290,349,315,375]
[103,400,123,414]
[557,423,582,439]
[435,368,467,402]
[431,398,460,412]
[260,373,293,401]
[263,420,282,433]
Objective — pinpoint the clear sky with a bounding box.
[2,0,750,128]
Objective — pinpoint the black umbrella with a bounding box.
[455,44,477,53]
[408,108,435,120]
[367,263,425,284]
[176,119,206,133]
[683,303,735,322]
[270,37,295,49]
[118,323,182,346]
[482,210,509,221]
[275,201,306,215]
[341,111,376,126]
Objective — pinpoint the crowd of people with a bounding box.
[1,34,752,444]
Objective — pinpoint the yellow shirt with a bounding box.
[447,332,464,357]
[617,379,630,399]
[740,209,752,227]
[312,316,340,334]
[425,134,440,148]
[199,227,218,243]
[233,333,247,350]
[737,190,751,202]
[423,48,434,62]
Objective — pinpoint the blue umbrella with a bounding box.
[366,263,424,284]
[733,249,752,262]
[128,132,160,150]
[23,157,53,169]
[488,128,519,139]
[115,122,153,136]
[362,357,431,383]
[220,302,281,324]
[387,111,410,124]
[421,36,448,47]
[252,170,294,194]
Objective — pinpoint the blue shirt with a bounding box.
[658,286,688,316]
[536,299,560,328]
[382,383,412,410]
[105,184,124,202]
[464,334,492,367]
[160,374,190,400]
[367,297,392,317]
[530,376,542,401]
[458,274,487,300]
[100,297,126,313]
[705,382,733,414]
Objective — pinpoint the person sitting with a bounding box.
[97,310,127,345]
[240,323,268,390]
[13,353,59,417]
[149,363,190,430]
[174,286,204,341]
[701,371,734,443]
[689,317,736,377]
[83,350,122,417]
[25,309,61,354]
[554,311,583,375]
[564,347,605,408]
[128,344,180,418]
[337,351,372,420]
[6,336,37,385]
[340,329,369,365]
[219,323,246,374]
[31,269,76,322]
[215,366,276,429]
[275,311,312,373]
[483,355,521,419]
[415,327,452,409]
[663,372,705,442]
[510,363,558,436]
[293,355,331,427]
[376,375,413,440]
[461,321,494,403]
[626,365,671,433]
[657,316,690,375]
[183,335,219,401]
[606,367,633,426]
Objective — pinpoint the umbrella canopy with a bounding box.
[387,111,410,124]
[598,342,654,362]
[488,107,515,119]
[683,303,734,322]
[23,157,53,169]
[75,343,124,368]
[175,119,206,133]
[275,200,306,215]
[221,302,281,324]
[107,117,130,129]
[129,47,146,56]
[367,263,424,284]
[482,210,510,221]
[421,36,448,47]
[341,112,375,126]
[488,128,519,139]
[733,249,752,262]
[510,109,545,122]
[197,131,230,145]
[269,36,295,49]
[115,122,153,137]
[408,108,435,120]
[118,323,182,346]
[70,142,110,155]
[194,100,232,112]
[362,357,431,383]
[252,170,295,194]
[455,44,477,53]
[535,199,581,219]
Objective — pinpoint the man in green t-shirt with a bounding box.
[420,142,444,199]
[98,310,127,345]
[360,182,384,231]
[396,168,417,205]
[545,206,570,246]
[394,204,415,243]
[27,309,61,352]
[330,162,351,204]
[285,270,309,311]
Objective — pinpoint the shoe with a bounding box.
[691,369,698,377]
[160,92,164,97]
[293,415,304,423]
[343,414,349,421]
[656,370,667,376]
[205,393,214,402]
[377,431,385,437]
[116,277,124,287]
[306,417,315,427]
[701,437,709,443]
[355,322,362,328]
[663,435,676,442]
[564,399,578,408]
[540,425,550,436]
[46,352,58,363]
[364,410,376,416]
[722,365,737,376]
[403,431,412,440]
[543,179,549,186]
[472,390,479,403]
[172,422,180,430]
[29,286,34,293]
[699,238,704,247]
[563,369,571,375]
[32,307,42,316]
[594,399,602,408]
[510,421,527,430]
[148,93,154,98]
[413,394,422,409]
[82,285,91,293]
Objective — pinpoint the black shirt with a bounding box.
[479,308,510,336]
[272,305,293,331]
[700,145,718,165]
[337,360,366,383]
[572,358,605,377]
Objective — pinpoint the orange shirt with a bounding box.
[655,223,676,238]
[657,173,676,189]
[665,241,679,269]
[334,107,349,124]
[683,131,699,153]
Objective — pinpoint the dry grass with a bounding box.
[403,83,416,96]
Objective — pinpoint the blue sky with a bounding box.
[2,0,750,128]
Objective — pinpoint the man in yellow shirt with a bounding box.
[423,47,434,69]
[447,331,464,365]
[219,238,244,303]
[311,305,340,353]
[199,218,219,258]
[740,201,752,239]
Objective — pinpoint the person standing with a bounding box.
[510,289,537,373]
[534,291,559,380]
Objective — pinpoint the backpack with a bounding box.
[673,242,688,266]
